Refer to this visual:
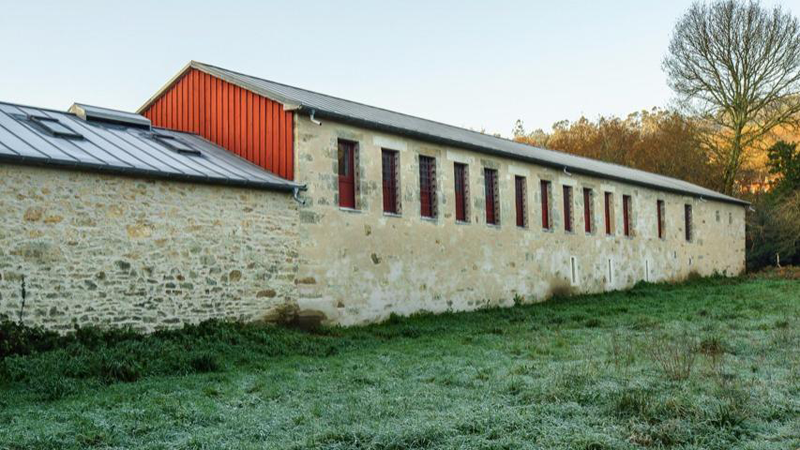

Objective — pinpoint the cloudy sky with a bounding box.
[0,0,795,137]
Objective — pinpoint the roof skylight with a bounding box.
[152,133,202,156]
[28,115,83,139]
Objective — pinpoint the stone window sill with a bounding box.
[339,207,362,214]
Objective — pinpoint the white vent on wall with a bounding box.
[607,258,614,286]
[644,260,650,282]
[570,256,579,286]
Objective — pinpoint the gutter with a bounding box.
[0,154,303,193]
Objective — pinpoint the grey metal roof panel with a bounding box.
[0,101,300,192]
[153,61,746,206]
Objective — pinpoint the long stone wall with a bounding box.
[0,165,299,332]
[293,115,747,325]
[0,118,749,331]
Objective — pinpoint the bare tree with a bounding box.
[664,0,800,194]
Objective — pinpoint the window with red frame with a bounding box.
[684,204,693,241]
[484,168,499,225]
[515,176,527,228]
[541,180,551,229]
[604,192,613,235]
[563,185,574,232]
[583,188,593,233]
[657,199,665,239]
[622,195,632,237]
[337,140,356,208]
[454,163,468,222]
[381,149,399,214]
[419,155,436,218]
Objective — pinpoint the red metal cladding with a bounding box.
[142,68,294,180]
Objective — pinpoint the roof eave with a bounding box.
[0,154,301,193]
[298,106,750,207]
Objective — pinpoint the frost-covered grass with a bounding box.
[0,276,798,449]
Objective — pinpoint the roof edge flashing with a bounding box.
[301,107,749,206]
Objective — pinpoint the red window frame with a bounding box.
[382,149,399,214]
[541,180,551,229]
[684,204,692,241]
[657,200,665,239]
[604,192,612,235]
[338,140,356,208]
[563,185,573,232]
[419,156,436,218]
[515,176,526,228]
[454,163,468,222]
[583,188,593,233]
[622,195,632,237]
[484,168,498,225]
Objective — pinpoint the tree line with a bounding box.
[512,0,800,269]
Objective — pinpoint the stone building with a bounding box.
[0,62,748,330]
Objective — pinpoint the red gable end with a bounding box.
[141,68,294,180]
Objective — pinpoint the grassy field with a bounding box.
[0,275,798,449]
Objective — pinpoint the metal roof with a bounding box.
[0,101,300,192]
[140,61,747,206]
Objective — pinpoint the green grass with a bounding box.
[1,276,798,449]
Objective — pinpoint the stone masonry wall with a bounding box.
[0,165,299,332]
[293,115,747,325]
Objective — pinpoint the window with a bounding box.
[484,168,499,225]
[684,204,693,241]
[419,155,436,218]
[454,163,469,222]
[622,194,632,237]
[563,185,574,232]
[541,180,552,229]
[382,149,400,214]
[728,212,732,225]
[583,188,593,233]
[154,133,201,156]
[604,192,613,235]
[515,176,527,228]
[715,210,720,222]
[338,140,357,208]
[28,115,83,139]
[656,200,665,239]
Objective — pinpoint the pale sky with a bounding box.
[0,0,797,137]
